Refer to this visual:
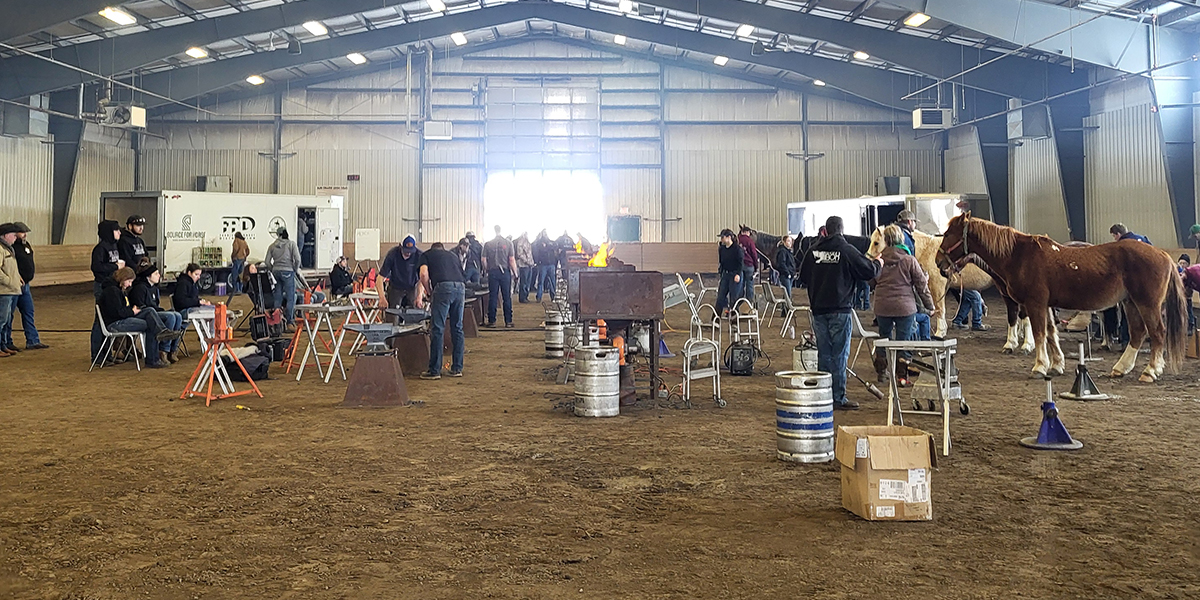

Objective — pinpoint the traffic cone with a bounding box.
[659,338,676,358]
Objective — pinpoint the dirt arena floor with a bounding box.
[3,282,1200,599]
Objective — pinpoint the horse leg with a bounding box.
[1002,295,1021,353]
[929,277,948,339]
[1047,308,1066,376]
[1110,299,1144,379]
[1018,306,1036,355]
[1128,299,1165,382]
[1027,305,1050,378]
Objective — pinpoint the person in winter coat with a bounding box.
[264,228,304,327]
[514,232,535,303]
[97,267,173,369]
[533,230,558,302]
[8,222,47,350]
[0,224,22,358]
[329,256,354,297]
[230,232,250,294]
[91,220,124,299]
[378,236,423,317]
[870,225,935,383]
[716,229,745,314]
[172,263,212,319]
[737,226,758,303]
[798,216,883,410]
[130,262,185,364]
[118,215,149,268]
[775,236,796,304]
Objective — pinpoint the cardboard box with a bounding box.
[1187,330,1200,359]
[835,425,937,521]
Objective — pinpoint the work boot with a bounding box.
[834,400,860,411]
[26,343,49,350]
[971,324,991,332]
[159,351,171,366]
[0,349,12,358]
[420,371,441,380]
[505,322,514,328]
[5,345,20,353]
[872,354,888,381]
[167,351,179,364]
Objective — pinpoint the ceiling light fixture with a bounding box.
[613,34,627,45]
[347,52,368,65]
[246,75,265,85]
[428,0,447,12]
[185,47,208,59]
[713,55,729,66]
[853,50,870,60]
[735,24,754,38]
[903,12,931,27]
[813,79,826,86]
[302,21,328,36]
[618,0,635,13]
[99,7,137,26]
[451,31,468,46]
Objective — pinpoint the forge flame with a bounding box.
[588,242,614,267]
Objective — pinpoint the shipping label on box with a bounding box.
[835,425,937,522]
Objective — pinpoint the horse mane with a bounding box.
[967,217,1019,258]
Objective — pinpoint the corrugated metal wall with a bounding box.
[944,126,988,195]
[1010,135,1071,239]
[1084,81,1176,245]
[65,140,135,244]
[140,149,273,193]
[0,135,53,245]
[422,167,484,243]
[665,150,803,241]
[280,149,420,242]
[601,169,661,242]
[808,149,941,200]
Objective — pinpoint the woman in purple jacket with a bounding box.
[871,225,935,384]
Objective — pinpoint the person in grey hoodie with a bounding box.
[871,224,935,383]
[265,228,305,328]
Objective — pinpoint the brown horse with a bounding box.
[940,213,1187,382]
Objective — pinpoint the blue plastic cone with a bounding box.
[659,338,676,358]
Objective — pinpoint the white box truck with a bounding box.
[100,190,344,293]
[786,193,990,238]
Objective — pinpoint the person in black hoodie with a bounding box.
[91,220,124,299]
[716,229,745,314]
[329,256,354,297]
[118,214,149,268]
[172,263,211,319]
[97,267,172,368]
[131,263,185,364]
[798,216,883,410]
[775,236,796,306]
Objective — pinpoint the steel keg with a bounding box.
[792,347,819,372]
[574,347,620,417]
[774,370,835,463]
[545,310,564,358]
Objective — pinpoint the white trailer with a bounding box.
[100,190,344,292]
[786,193,990,238]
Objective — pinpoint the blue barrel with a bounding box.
[774,371,834,463]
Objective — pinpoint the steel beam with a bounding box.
[0,0,407,101]
[641,0,1082,99]
[0,1,114,42]
[48,90,84,245]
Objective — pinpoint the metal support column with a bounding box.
[271,90,283,194]
[801,93,810,203]
[659,66,667,242]
[132,130,141,191]
[48,88,84,245]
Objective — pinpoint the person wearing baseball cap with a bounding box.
[118,214,149,268]
[7,221,47,351]
[97,266,172,369]
[0,223,22,357]
[716,228,744,314]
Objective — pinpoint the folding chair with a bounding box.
[693,273,713,306]
[758,282,790,329]
[849,310,881,370]
[778,297,811,339]
[90,306,147,372]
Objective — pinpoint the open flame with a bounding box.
[574,240,583,254]
[587,242,614,267]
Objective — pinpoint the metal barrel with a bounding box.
[574,347,620,417]
[564,324,599,382]
[792,347,819,372]
[774,370,834,463]
[545,310,564,358]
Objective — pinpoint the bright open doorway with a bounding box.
[483,170,605,244]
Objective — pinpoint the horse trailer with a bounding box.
[786,193,991,238]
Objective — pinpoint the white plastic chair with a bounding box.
[778,297,811,339]
[758,282,791,329]
[90,306,147,372]
[693,273,713,306]
[849,310,881,369]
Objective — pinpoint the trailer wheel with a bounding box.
[198,271,215,294]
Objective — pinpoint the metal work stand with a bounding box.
[878,338,964,456]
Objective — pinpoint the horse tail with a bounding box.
[1165,264,1188,373]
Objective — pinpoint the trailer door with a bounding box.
[316,207,342,270]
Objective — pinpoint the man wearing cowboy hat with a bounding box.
[0,223,23,357]
[7,222,47,350]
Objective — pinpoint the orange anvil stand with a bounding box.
[181,303,263,406]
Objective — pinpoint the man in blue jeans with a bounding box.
[8,222,48,350]
[533,230,557,302]
[715,229,744,314]
[951,289,989,331]
[418,242,465,380]
[483,226,516,327]
[798,216,882,410]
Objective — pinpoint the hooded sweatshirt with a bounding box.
[91,221,123,283]
[98,278,135,325]
[798,234,881,315]
[737,233,758,269]
[872,246,934,318]
[130,273,165,310]
[118,227,147,267]
[718,242,744,274]
[172,272,202,311]
[514,235,534,268]
[381,236,422,290]
[775,245,796,278]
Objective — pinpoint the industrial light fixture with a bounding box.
[853,50,870,60]
[451,31,468,46]
[713,55,729,66]
[346,52,368,65]
[813,79,826,86]
[185,47,208,59]
[735,24,754,38]
[99,7,137,26]
[613,34,627,45]
[246,75,265,85]
[428,0,447,12]
[903,12,931,27]
[302,20,328,36]
[618,0,635,13]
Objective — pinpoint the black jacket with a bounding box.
[466,238,483,271]
[117,228,148,268]
[330,264,353,292]
[98,279,135,325]
[172,273,201,311]
[718,243,744,274]
[130,277,164,310]
[798,234,880,315]
[91,221,123,283]
[533,238,557,266]
[13,238,34,283]
[775,246,796,277]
